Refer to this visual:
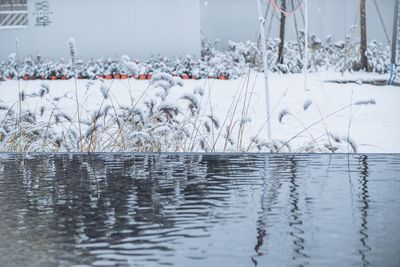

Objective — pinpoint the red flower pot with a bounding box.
[22,75,30,80]
[104,75,113,80]
[181,74,190,79]
[120,74,129,79]
[50,76,57,80]
[138,74,147,80]
[218,75,229,80]
[114,74,121,79]
[146,74,153,80]
[61,76,67,80]
[40,76,46,80]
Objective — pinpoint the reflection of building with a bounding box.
[0,0,201,59]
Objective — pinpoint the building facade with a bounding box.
[201,0,396,48]
[0,0,201,59]
[0,0,396,60]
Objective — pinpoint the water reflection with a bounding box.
[0,154,399,267]
[287,157,308,264]
[358,155,371,266]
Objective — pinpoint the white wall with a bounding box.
[0,0,201,60]
[201,0,396,47]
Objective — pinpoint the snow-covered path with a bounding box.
[0,71,399,153]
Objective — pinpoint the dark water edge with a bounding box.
[0,153,399,267]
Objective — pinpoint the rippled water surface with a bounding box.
[0,154,399,267]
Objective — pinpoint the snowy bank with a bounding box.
[0,70,398,153]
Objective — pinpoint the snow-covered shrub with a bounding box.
[0,36,392,81]
[366,41,390,73]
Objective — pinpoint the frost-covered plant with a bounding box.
[0,84,76,152]
[117,73,219,152]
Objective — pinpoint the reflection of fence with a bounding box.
[0,10,28,28]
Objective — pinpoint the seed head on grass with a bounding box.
[157,102,180,119]
[203,121,211,133]
[207,115,220,129]
[39,83,50,97]
[324,143,339,153]
[100,82,110,99]
[345,137,357,153]
[39,106,45,116]
[199,139,207,152]
[152,125,171,135]
[329,132,342,143]
[60,113,72,123]
[181,93,200,115]
[278,109,290,123]
[102,105,112,118]
[193,86,204,96]
[68,38,77,65]
[127,108,146,125]
[19,91,25,102]
[303,98,313,111]
[0,103,9,110]
[240,117,251,125]
[354,99,376,105]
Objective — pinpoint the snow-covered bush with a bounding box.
[0,36,392,81]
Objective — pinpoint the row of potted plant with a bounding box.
[0,53,239,82]
[0,72,230,81]
[2,36,390,82]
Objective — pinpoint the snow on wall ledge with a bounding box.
[0,0,201,60]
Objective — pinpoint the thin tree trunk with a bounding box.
[278,0,286,64]
[391,0,399,65]
[360,0,368,70]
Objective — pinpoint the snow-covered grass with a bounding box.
[0,70,398,153]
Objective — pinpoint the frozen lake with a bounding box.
[0,153,399,266]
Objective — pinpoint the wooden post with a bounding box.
[277,0,287,64]
[360,0,368,71]
[391,0,399,65]
[389,0,399,84]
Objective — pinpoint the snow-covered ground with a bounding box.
[0,71,398,153]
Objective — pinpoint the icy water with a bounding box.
[0,154,399,267]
